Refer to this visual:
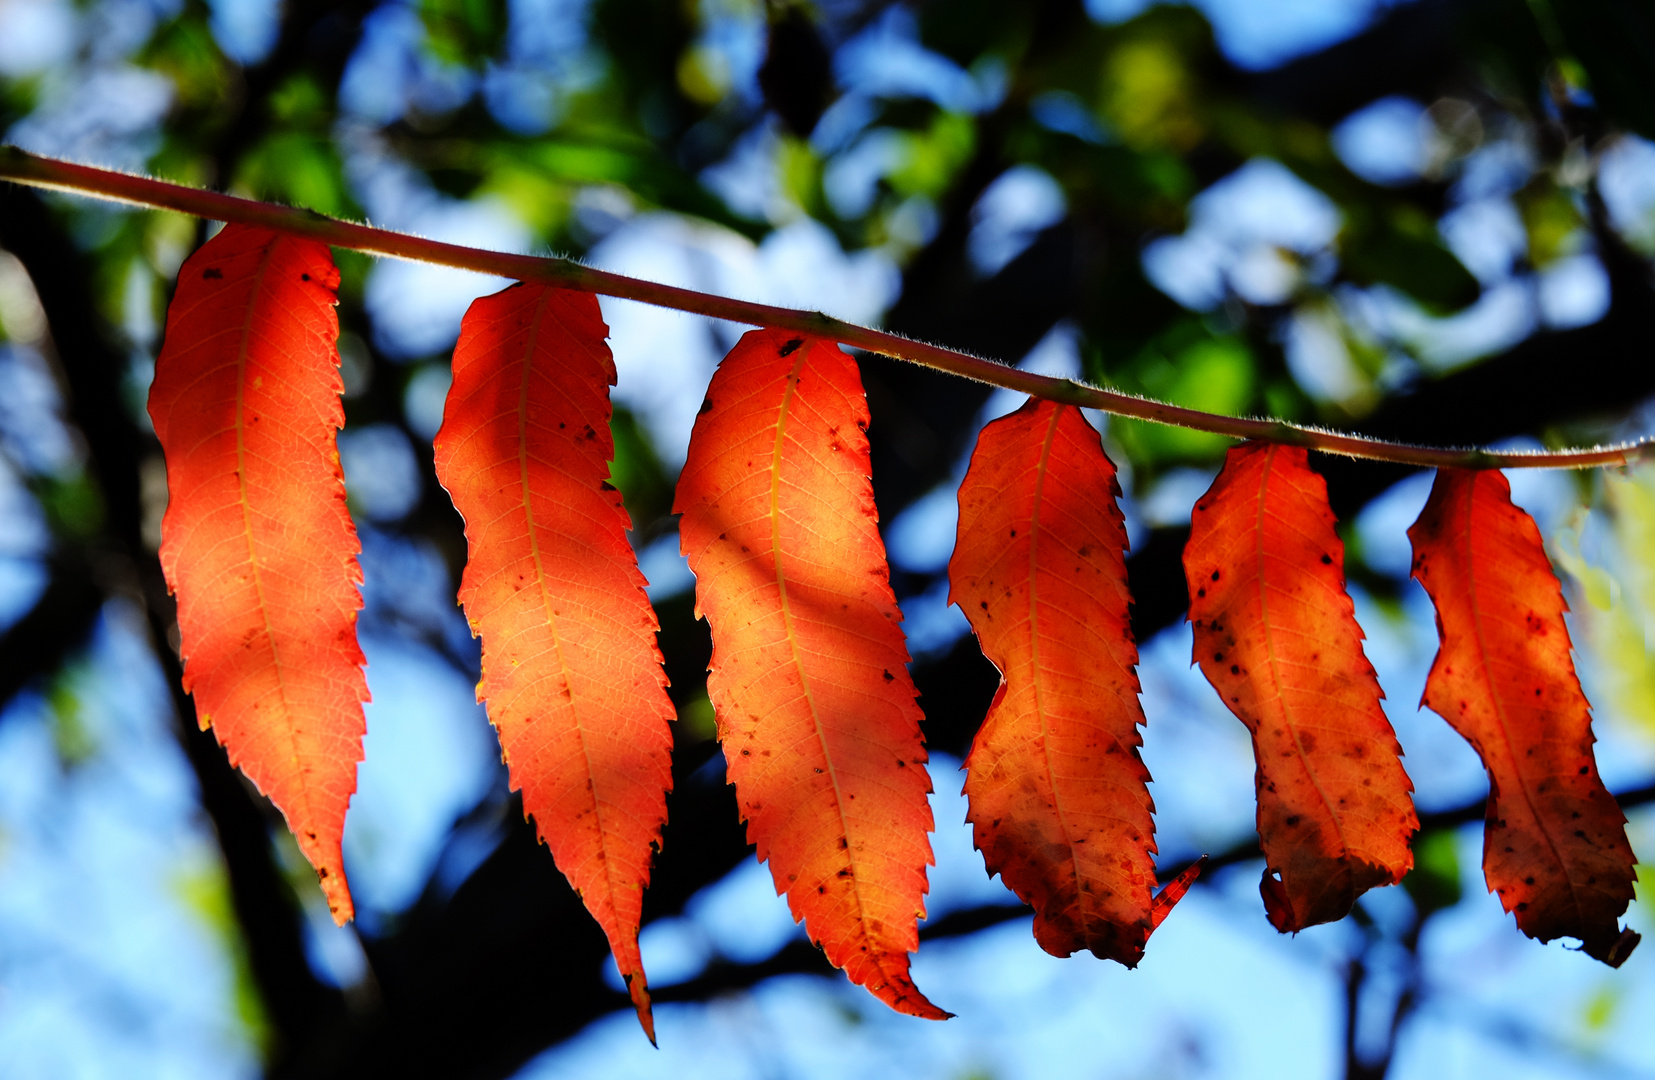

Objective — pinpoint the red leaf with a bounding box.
[1151,856,1207,932]
[433,283,675,1038]
[674,329,947,1019]
[1409,468,1640,966]
[1185,441,1416,930]
[951,399,1179,964]
[149,224,366,923]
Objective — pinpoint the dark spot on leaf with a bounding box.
[882,669,895,682]
[301,272,311,281]
[1320,554,1332,565]
[699,397,713,414]
[779,338,804,356]
[1211,570,1220,581]
[202,267,223,279]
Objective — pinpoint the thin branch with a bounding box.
[3,146,1652,471]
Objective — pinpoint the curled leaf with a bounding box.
[1409,467,1639,966]
[952,398,1178,964]
[1185,441,1416,931]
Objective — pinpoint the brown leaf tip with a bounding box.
[1585,926,1641,969]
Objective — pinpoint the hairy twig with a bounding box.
[2,147,1651,471]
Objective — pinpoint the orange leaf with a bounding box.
[1151,856,1207,932]
[674,329,947,1019]
[1185,441,1416,931]
[433,283,675,1039]
[1409,468,1639,966]
[951,398,1179,964]
[149,224,366,923]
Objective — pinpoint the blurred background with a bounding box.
[0,0,1653,1076]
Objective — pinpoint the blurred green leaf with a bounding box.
[1545,0,1655,141]
[1341,205,1481,311]
[607,406,673,532]
[234,133,353,217]
[420,0,507,67]
[1554,470,1655,745]
[889,112,977,201]
[46,664,96,768]
[172,860,272,1056]
[1113,332,1255,463]
[1402,829,1464,915]
[1516,179,1585,267]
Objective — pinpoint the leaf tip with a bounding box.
[1149,854,1207,934]
[867,964,950,1020]
[319,869,354,926]
[626,973,657,1045]
[1584,925,1641,968]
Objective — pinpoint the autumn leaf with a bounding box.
[1409,467,1639,966]
[1185,441,1416,931]
[433,283,675,1039]
[674,329,947,1019]
[951,398,1177,964]
[149,223,367,923]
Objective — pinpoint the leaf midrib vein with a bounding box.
[1458,476,1577,911]
[1254,448,1351,866]
[516,289,627,925]
[1027,406,1088,921]
[234,242,310,827]
[768,345,880,962]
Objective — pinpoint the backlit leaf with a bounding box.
[1409,467,1639,966]
[1184,441,1416,930]
[433,283,675,1038]
[674,329,947,1019]
[149,223,366,923]
[952,398,1181,964]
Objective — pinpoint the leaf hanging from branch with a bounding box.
[149,223,367,923]
[434,283,676,1038]
[1409,467,1640,966]
[952,398,1186,964]
[675,329,948,1019]
[1184,441,1417,931]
